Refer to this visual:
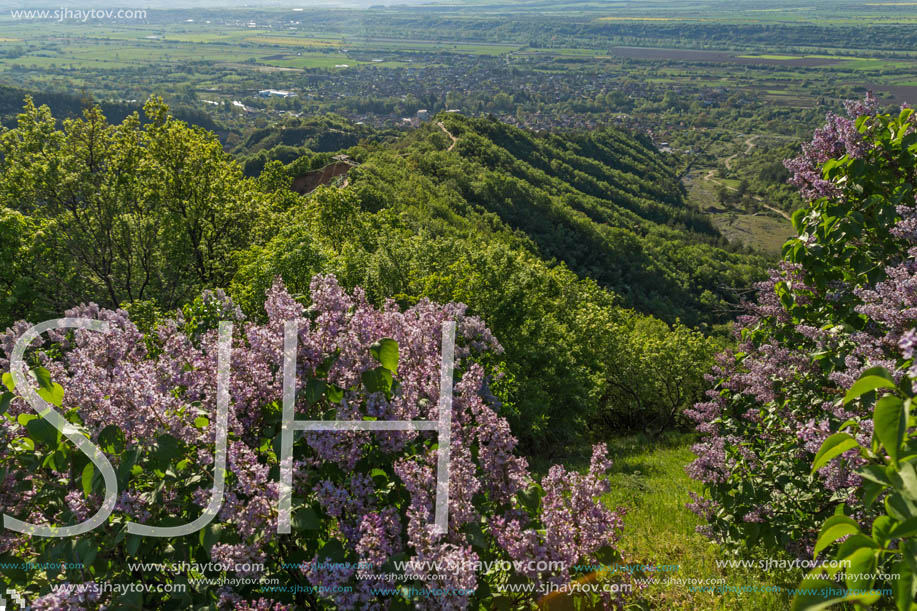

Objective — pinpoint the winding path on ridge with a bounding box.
[437,121,458,151]
[703,135,791,221]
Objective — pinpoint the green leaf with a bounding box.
[0,391,12,416]
[872,515,894,546]
[862,480,885,509]
[82,463,95,498]
[27,417,58,446]
[98,425,125,454]
[116,448,139,490]
[37,382,64,407]
[898,461,917,501]
[370,338,399,374]
[886,492,917,521]
[362,367,393,394]
[813,514,861,556]
[858,464,891,487]
[326,384,344,403]
[892,560,916,611]
[517,483,544,515]
[16,413,37,427]
[811,433,860,474]
[199,523,222,550]
[125,535,142,557]
[31,369,64,405]
[34,366,53,391]
[837,534,879,559]
[293,507,321,531]
[193,416,209,429]
[875,395,907,465]
[150,434,181,469]
[370,468,389,487]
[843,547,876,592]
[304,378,326,405]
[891,517,917,538]
[844,367,895,405]
[1,372,14,392]
[791,208,807,233]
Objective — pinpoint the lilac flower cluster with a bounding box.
[0,275,625,609]
[30,587,100,611]
[783,94,873,202]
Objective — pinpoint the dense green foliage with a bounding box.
[0,98,760,452]
[794,367,917,611]
[0,84,218,132]
[0,98,274,322]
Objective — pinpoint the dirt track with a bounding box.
[703,135,791,221]
[437,121,458,151]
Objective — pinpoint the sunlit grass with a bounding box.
[600,433,801,610]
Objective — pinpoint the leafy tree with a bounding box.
[0,97,274,326]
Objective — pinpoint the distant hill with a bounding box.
[336,114,767,328]
[0,84,219,132]
[233,114,396,176]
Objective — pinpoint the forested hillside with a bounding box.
[0,83,218,132]
[388,114,766,328]
[0,97,763,453]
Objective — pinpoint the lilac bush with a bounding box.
[687,96,917,556]
[0,275,630,609]
[792,354,917,610]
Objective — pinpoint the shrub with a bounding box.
[0,276,631,609]
[687,95,917,555]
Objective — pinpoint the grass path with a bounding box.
[599,433,800,610]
